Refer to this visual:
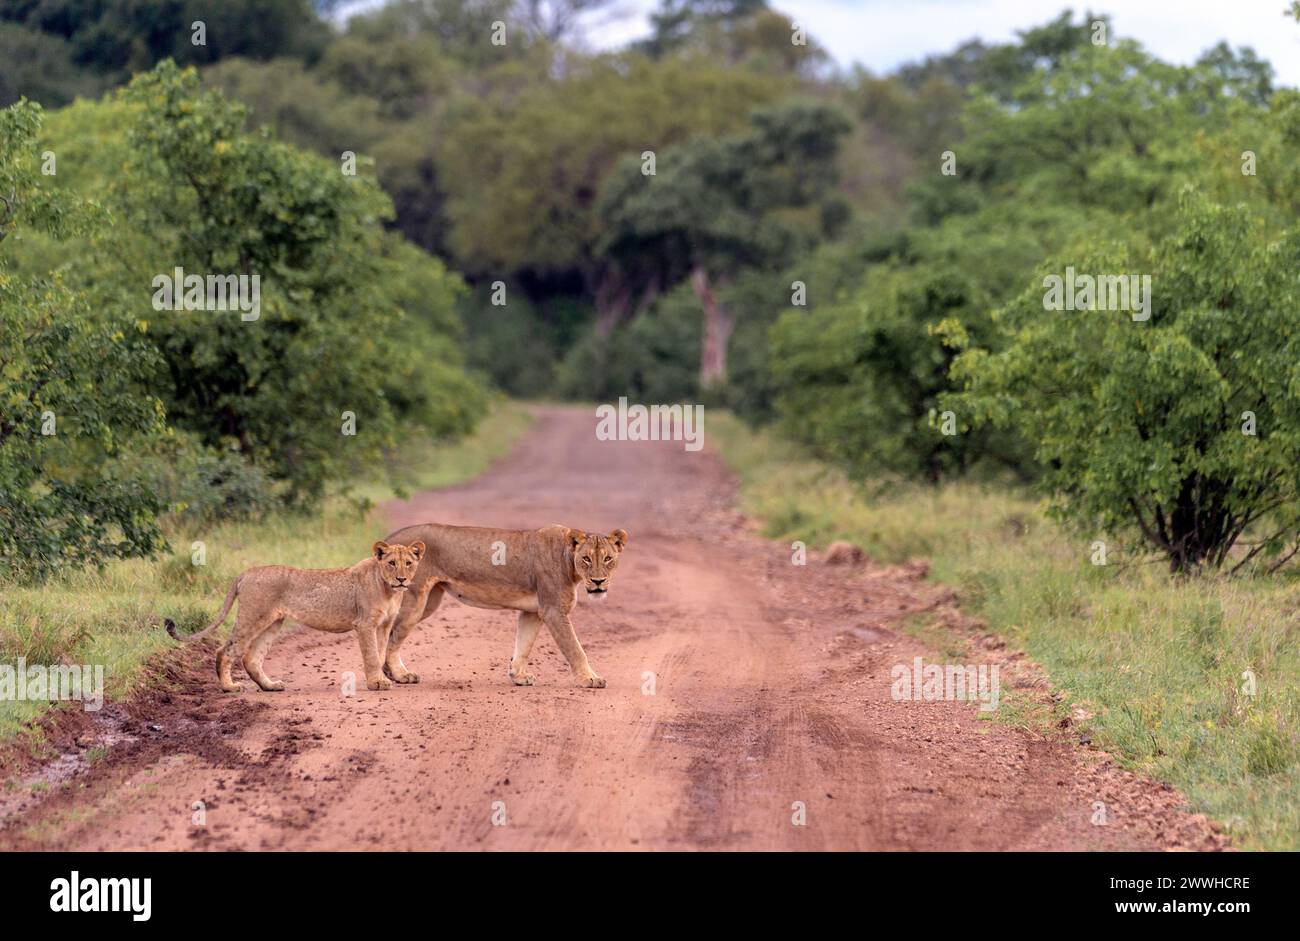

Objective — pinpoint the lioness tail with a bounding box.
[166,575,242,642]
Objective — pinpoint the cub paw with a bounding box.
[510,670,536,686]
[367,677,393,691]
[221,684,244,694]
[579,673,606,689]
[259,680,286,692]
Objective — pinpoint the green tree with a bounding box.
[436,54,784,323]
[0,0,329,77]
[945,193,1300,573]
[766,28,1275,485]
[638,0,764,59]
[85,62,480,503]
[0,22,102,107]
[346,0,520,69]
[767,209,1054,481]
[201,58,390,158]
[0,99,166,581]
[638,0,828,77]
[597,100,850,386]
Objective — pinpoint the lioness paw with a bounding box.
[367,677,393,691]
[385,664,420,684]
[579,673,606,689]
[511,670,536,686]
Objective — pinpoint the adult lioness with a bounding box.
[379,524,628,688]
[170,541,425,693]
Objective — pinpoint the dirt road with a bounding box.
[0,406,1223,850]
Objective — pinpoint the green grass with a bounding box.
[710,412,1300,851]
[0,401,532,745]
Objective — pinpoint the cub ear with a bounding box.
[609,529,629,551]
[408,540,425,561]
[567,528,587,550]
[372,540,389,560]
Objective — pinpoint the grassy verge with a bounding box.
[0,401,532,745]
[346,402,534,506]
[710,412,1300,851]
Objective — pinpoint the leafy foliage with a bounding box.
[946,194,1300,572]
[87,62,482,503]
[765,25,1292,498]
[5,4,1300,581]
[2,60,486,583]
[0,100,166,581]
[0,0,328,81]
[596,99,850,384]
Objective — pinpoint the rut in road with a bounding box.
[0,405,1225,850]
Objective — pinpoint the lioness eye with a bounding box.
[603,557,613,564]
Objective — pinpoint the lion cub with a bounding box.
[170,541,425,693]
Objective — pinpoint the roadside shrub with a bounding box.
[946,193,1300,573]
[0,99,167,583]
[49,61,485,507]
[767,217,1048,483]
[116,434,278,527]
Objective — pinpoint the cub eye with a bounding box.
[603,557,613,564]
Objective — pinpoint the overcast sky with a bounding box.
[583,0,1300,86]
[334,1,1300,85]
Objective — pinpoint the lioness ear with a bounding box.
[567,528,586,550]
[373,541,389,560]
[409,541,425,561]
[609,529,628,551]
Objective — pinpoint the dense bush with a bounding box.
[0,21,101,107]
[2,60,487,581]
[946,194,1300,573]
[114,433,278,527]
[33,62,485,506]
[762,32,1287,489]
[0,100,167,581]
[0,0,328,86]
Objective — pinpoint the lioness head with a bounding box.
[372,540,425,591]
[567,528,628,598]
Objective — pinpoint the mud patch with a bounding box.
[0,644,269,848]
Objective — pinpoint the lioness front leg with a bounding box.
[541,607,605,688]
[383,584,442,684]
[510,611,543,686]
[355,621,391,691]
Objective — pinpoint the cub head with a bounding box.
[567,528,629,598]
[372,540,425,591]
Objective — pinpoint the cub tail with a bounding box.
[166,575,242,642]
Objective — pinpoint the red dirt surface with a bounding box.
[0,406,1225,850]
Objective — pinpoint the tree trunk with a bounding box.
[592,266,632,338]
[691,265,733,388]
